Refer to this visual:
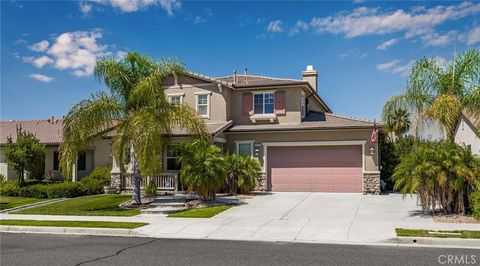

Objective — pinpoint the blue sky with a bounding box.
[1,0,479,121]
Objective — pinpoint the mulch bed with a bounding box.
[433,214,479,224]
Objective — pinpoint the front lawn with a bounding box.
[396,228,480,239]
[0,219,147,229]
[0,197,47,211]
[169,204,233,218]
[13,194,140,216]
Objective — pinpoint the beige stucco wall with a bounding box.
[0,147,18,180]
[455,116,480,155]
[230,88,302,125]
[225,129,379,172]
[164,84,229,123]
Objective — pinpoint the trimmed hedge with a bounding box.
[0,181,20,197]
[80,166,111,195]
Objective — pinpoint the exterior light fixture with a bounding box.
[369,147,375,155]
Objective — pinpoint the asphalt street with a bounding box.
[1,233,479,266]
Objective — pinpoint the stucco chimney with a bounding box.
[302,65,318,93]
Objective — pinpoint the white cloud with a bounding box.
[91,0,180,15]
[193,16,206,24]
[267,20,283,33]
[30,73,54,83]
[29,40,49,52]
[376,59,401,71]
[377,38,397,50]
[23,29,120,77]
[79,1,93,15]
[309,2,480,38]
[32,56,54,68]
[421,30,457,47]
[376,59,413,76]
[288,21,309,36]
[467,26,480,45]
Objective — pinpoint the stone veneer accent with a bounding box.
[363,173,380,195]
[111,173,122,193]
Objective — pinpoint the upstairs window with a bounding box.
[168,95,182,106]
[254,92,274,114]
[166,144,181,171]
[196,93,210,118]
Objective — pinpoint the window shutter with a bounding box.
[242,93,253,115]
[274,91,286,115]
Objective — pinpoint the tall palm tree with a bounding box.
[383,49,480,141]
[383,107,411,139]
[60,52,207,204]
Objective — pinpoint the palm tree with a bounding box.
[383,108,411,139]
[60,52,207,204]
[383,49,480,141]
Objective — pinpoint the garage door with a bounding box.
[267,145,362,192]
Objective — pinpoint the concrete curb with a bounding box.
[0,225,140,237]
[394,236,480,249]
[0,198,67,214]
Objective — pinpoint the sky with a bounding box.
[1,0,479,121]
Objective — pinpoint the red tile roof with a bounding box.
[0,118,63,145]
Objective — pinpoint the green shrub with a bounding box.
[0,181,20,196]
[471,191,480,220]
[0,174,6,183]
[79,166,112,195]
[144,181,157,197]
[379,133,415,191]
[225,153,262,194]
[18,184,49,198]
[47,182,86,198]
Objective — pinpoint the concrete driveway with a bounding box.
[209,192,433,243]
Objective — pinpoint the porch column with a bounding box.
[71,163,77,182]
[110,156,122,193]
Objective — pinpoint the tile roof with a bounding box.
[103,121,233,138]
[216,75,308,88]
[226,112,376,132]
[0,118,63,145]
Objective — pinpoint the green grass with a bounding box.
[13,194,140,216]
[0,197,47,211]
[396,228,480,239]
[0,219,147,229]
[169,204,233,218]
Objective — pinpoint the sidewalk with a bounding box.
[1,192,479,248]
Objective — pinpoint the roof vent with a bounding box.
[233,70,238,83]
[244,68,248,84]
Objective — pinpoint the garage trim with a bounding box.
[262,141,368,177]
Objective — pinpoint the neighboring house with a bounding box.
[111,65,381,194]
[455,113,480,156]
[0,117,111,181]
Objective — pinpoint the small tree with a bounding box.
[382,108,411,140]
[177,139,226,201]
[4,126,45,184]
[225,153,262,194]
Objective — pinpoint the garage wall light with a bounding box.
[369,147,375,155]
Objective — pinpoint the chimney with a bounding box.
[233,70,237,83]
[244,68,248,84]
[302,65,318,93]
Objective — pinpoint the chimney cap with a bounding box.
[306,65,314,71]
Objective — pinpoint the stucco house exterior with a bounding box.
[454,113,480,156]
[0,117,111,181]
[111,65,381,194]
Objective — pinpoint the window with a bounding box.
[77,151,86,171]
[301,92,306,119]
[168,95,182,106]
[53,151,60,171]
[166,144,181,171]
[254,92,274,114]
[196,93,209,118]
[236,141,254,157]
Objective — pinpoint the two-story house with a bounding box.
[111,65,381,194]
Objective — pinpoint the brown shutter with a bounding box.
[242,93,253,115]
[274,91,286,115]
